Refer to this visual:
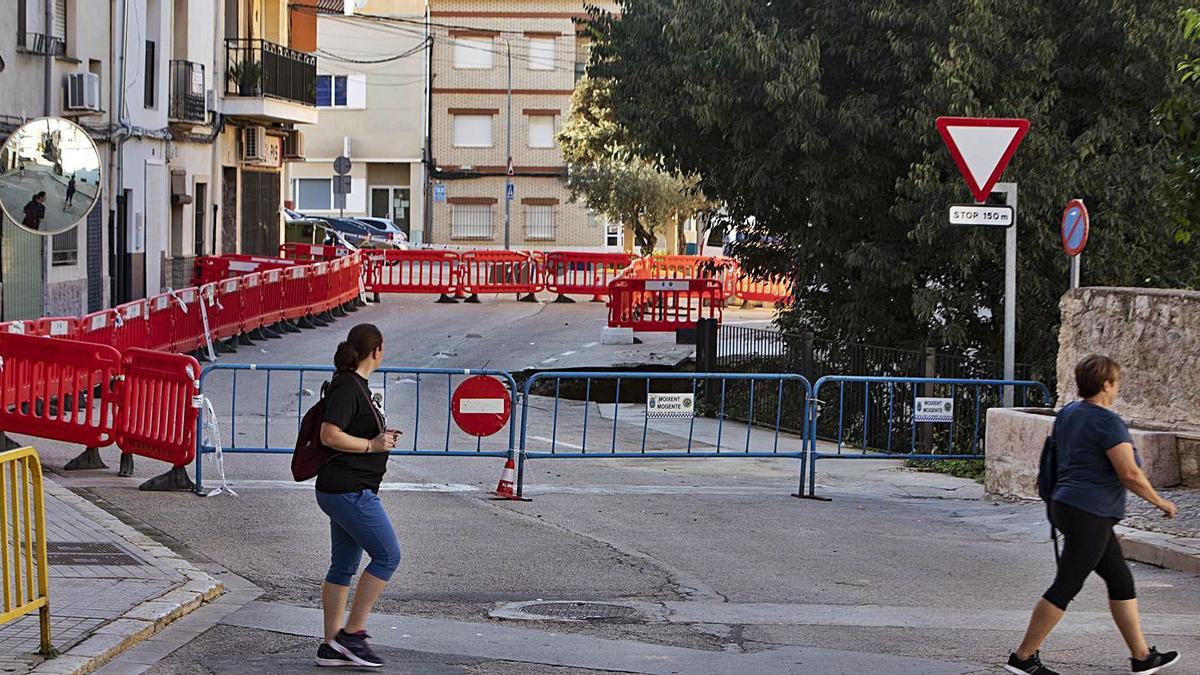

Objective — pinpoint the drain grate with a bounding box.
[518,602,639,621]
[47,542,144,566]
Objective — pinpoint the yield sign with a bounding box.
[936,117,1030,203]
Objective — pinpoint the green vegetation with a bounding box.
[906,458,986,483]
[587,1,1200,380]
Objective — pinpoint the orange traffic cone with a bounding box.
[490,454,528,500]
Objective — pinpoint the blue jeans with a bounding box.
[315,489,401,586]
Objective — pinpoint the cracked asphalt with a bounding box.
[30,296,1200,674]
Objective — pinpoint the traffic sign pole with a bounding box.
[995,182,1017,407]
[1070,255,1081,290]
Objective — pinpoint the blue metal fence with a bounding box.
[800,375,1052,497]
[516,371,813,496]
[195,364,518,491]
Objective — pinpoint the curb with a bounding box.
[28,480,224,675]
[1115,525,1200,575]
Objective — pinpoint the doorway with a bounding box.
[369,186,411,238]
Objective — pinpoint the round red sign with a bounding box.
[451,375,512,437]
[1061,199,1089,257]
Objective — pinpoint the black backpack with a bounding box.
[1036,423,1061,564]
[292,381,334,481]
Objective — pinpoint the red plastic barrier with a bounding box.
[34,316,78,339]
[734,275,793,305]
[310,261,333,314]
[608,278,724,331]
[0,333,121,448]
[260,268,286,325]
[169,288,207,353]
[194,254,296,286]
[543,251,636,300]
[281,264,312,322]
[364,249,460,295]
[146,293,175,352]
[113,300,149,353]
[114,348,201,467]
[623,255,739,300]
[0,321,32,335]
[238,273,267,335]
[458,250,542,296]
[280,242,351,262]
[77,310,118,347]
[211,276,244,341]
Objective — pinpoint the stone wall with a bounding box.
[1056,287,1200,429]
[986,408,1183,499]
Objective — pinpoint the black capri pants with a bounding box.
[1042,500,1136,610]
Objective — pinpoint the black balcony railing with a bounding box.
[224,38,316,106]
[16,32,65,56]
[169,60,207,123]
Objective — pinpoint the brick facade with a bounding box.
[429,0,619,250]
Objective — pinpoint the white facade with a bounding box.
[287,0,427,243]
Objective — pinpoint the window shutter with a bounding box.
[346,74,367,109]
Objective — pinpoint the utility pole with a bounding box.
[42,0,53,316]
[995,182,1018,407]
[503,40,512,250]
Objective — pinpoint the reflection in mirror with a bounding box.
[0,117,102,236]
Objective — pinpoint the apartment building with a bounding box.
[287,0,428,242]
[216,0,318,259]
[428,0,620,251]
[1,0,112,319]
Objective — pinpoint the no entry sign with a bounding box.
[451,375,511,437]
[1061,199,1089,256]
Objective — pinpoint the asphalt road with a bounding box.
[0,164,96,232]
[28,295,1200,674]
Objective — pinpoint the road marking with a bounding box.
[559,350,576,357]
[528,435,584,450]
[540,357,558,364]
[583,342,600,348]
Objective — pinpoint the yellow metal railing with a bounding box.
[0,447,51,656]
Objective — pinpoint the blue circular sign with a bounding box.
[1061,199,1088,256]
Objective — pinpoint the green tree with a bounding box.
[558,74,706,253]
[1164,8,1200,243]
[589,0,1199,379]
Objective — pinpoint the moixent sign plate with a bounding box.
[914,397,954,423]
[647,393,695,420]
[949,205,1014,227]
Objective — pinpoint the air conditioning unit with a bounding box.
[65,73,101,111]
[242,126,268,162]
[282,129,304,159]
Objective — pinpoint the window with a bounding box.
[528,115,555,148]
[451,204,492,239]
[295,178,332,210]
[528,37,555,70]
[316,75,347,107]
[454,37,493,69]
[144,40,157,108]
[606,222,621,248]
[453,114,493,147]
[52,228,78,266]
[53,0,67,42]
[575,62,586,83]
[525,205,555,240]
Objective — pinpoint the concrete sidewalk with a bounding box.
[0,476,221,674]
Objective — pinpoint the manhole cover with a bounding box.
[47,542,144,566]
[518,602,638,621]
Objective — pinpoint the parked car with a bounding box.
[352,217,408,248]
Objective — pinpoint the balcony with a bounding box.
[169,60,207,126]
[16,32,65,56]
[222,39,318,125]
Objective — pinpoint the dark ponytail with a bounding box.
[334,323,383,372]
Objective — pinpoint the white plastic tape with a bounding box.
[200,396,237,498]
[198,292,217,362]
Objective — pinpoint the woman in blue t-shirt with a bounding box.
[1005,355,1180,675]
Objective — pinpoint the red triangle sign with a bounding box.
[936,117,1030,203]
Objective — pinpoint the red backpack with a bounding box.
[292,381,334,481]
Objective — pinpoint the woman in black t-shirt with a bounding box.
[313,323,400,669]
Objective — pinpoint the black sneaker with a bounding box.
[1131,647,1181,674]
[332,629,384,668]
[1005,651,1060,675]
[315,642,353,667]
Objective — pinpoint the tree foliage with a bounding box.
[589,0,1200,378]
[1164,8,1200,243]
[558,74,706,253]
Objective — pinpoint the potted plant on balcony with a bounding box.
[227,59,261,96]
